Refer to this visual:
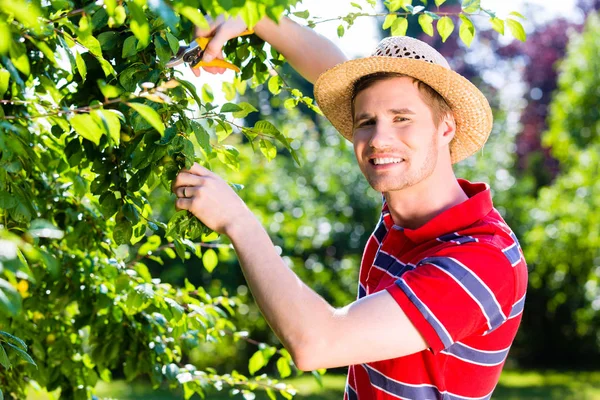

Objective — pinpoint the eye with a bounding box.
[356,119,374,128]
[395,116,409,122]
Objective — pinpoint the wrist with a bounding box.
[253,14,281,39]
[223,209,260,241]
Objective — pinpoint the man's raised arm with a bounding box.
[194,15,348,83]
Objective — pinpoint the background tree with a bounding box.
[516,12,600,368]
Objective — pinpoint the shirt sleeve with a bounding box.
[385,243,516,354]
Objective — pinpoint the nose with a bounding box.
[368,121,395,149]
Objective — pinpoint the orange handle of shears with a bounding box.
[192,29,254,72]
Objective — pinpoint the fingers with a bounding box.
[185,162,213,177]
[172,173,205,194]
[172,163,213,193]
[175,197,193,211]
[201,25,232,64]
[195,14,220,37]
[175,186,195,198]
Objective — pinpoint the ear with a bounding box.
[438,113,456,147]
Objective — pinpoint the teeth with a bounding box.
[372,158,403,165]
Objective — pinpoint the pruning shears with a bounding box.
[166,29,254,72]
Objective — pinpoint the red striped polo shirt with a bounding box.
[344,179,528,400]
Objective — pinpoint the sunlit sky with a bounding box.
[184,0,581,104]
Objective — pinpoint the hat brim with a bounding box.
[313,56,493,164]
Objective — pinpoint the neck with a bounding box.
[384,161,468,230]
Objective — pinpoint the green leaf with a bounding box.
[276,357,291,378]
[1,0,43,34]
[507,18,526,41]
[386,0,410,12]
[391,17,408,36]
[215,122,233,142]
[253,120,280,136]
[166,32,180,54]
[154,34,171,64]
[70,114,104,145]
[191,121,211,154]
[0,69,9,96]
[0,192,16,209]
[147,0,178,31]
[173,238,186,261]
[177,78,203,106]
[113,221,133,245]
[127,103,165,135]
[509,11,526,19]
[424,11,441,20]
[268,75,282,95]
[383,14,397,30]
[311,370,323,388]
[437,16,454,42]
[9,42,30,76]
[97,79,123,99]
[95,110,122,146]
[75,51,87,81]
[418,14,434,36]
[129,1,150,47]
[459,15,475,47]
[114,5,127,25]
[202,248,218,273]
[5,342,36,367]
[202,84,214,103]
[248,350,266,375]
[0,21,11,55]
[122,35,139,58]
[31,39,57,65]
[490,17,505,35]
[337,24,345,38]
[435,0,446,6]
[461,0,480,13]
[0,279,21,317]
[293,10,309,19]
[78,35,103,58]
[215,145,240,171]
[259,139,277,161]
[0,331,27,351]
[222,81,237,101]
[176,6,209,29]
[232,102,258,119]
[0,344,11,369]
[220,103,243,113]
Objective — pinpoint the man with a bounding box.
[172,14,528,400]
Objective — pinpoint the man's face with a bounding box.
[352,76,442,193]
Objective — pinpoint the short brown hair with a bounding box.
[351,72,452,127]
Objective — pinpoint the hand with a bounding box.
[192,15,249,77]
[172,163,253,236]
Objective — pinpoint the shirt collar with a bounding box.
[381,179,493,244]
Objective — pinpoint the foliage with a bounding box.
[0,0,305,398]
[516,12,600,368]
[291,0,527,47]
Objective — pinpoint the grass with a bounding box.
[26,369,600,399]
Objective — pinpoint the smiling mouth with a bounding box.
[369,157,405,165]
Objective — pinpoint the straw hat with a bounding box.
[313,36,493,164]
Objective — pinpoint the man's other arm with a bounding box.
[195,15,348,84]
